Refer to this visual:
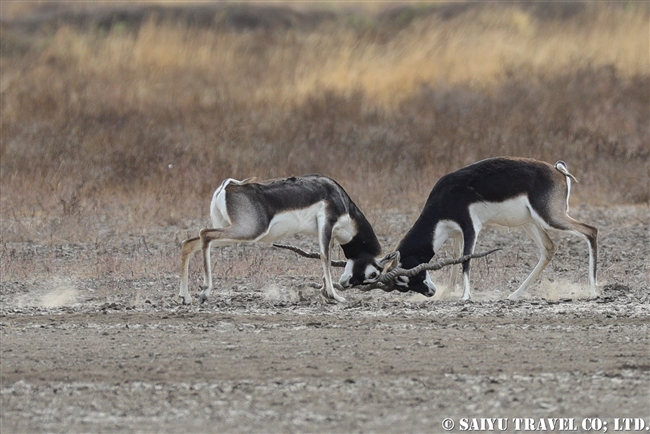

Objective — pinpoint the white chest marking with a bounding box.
[433,220,463,252]
[331,214,356,245]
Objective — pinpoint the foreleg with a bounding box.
[318,217,345,303]
[448,234,463,290]
[460,228,477,301]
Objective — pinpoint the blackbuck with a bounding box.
[387,157,598,300]
[179,175,384,304]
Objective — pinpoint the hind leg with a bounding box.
[198,226,263,303]
[550,215,598,297]
[317,213,345,303]
[508,223,556,300]
[179,236,202,304]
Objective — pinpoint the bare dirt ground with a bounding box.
[1,206,648,433]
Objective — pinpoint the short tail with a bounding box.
[555,160,577,213]
[554,160,578,183]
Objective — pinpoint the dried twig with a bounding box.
[272,243,347,267]
[274,242,501,293]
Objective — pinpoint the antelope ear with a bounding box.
[378,251,400,272]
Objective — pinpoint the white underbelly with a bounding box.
[469,195,534,228]
[257,203,322,242]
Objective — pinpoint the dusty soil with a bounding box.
[1,206,648,433]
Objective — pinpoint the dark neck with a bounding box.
[340,209,382,259]
[396,212,437,268]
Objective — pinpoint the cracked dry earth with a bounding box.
[1,206,648,433]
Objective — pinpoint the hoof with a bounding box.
[321,288,346,304]
[199,285,210,304]
[180,296,192,305]
[588,288,600,300]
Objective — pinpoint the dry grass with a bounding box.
[1,2,649,244]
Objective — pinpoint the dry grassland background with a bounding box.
[1,1,649,245]
[1,3,649,432]
[2,0,648,295]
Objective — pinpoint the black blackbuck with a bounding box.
[385,157,598,300]
[179,175,385,304]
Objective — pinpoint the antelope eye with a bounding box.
[369,272,379,280]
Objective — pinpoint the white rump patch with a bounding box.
[210,179,234,228]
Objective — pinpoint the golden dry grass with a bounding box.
[1,2,648,243]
